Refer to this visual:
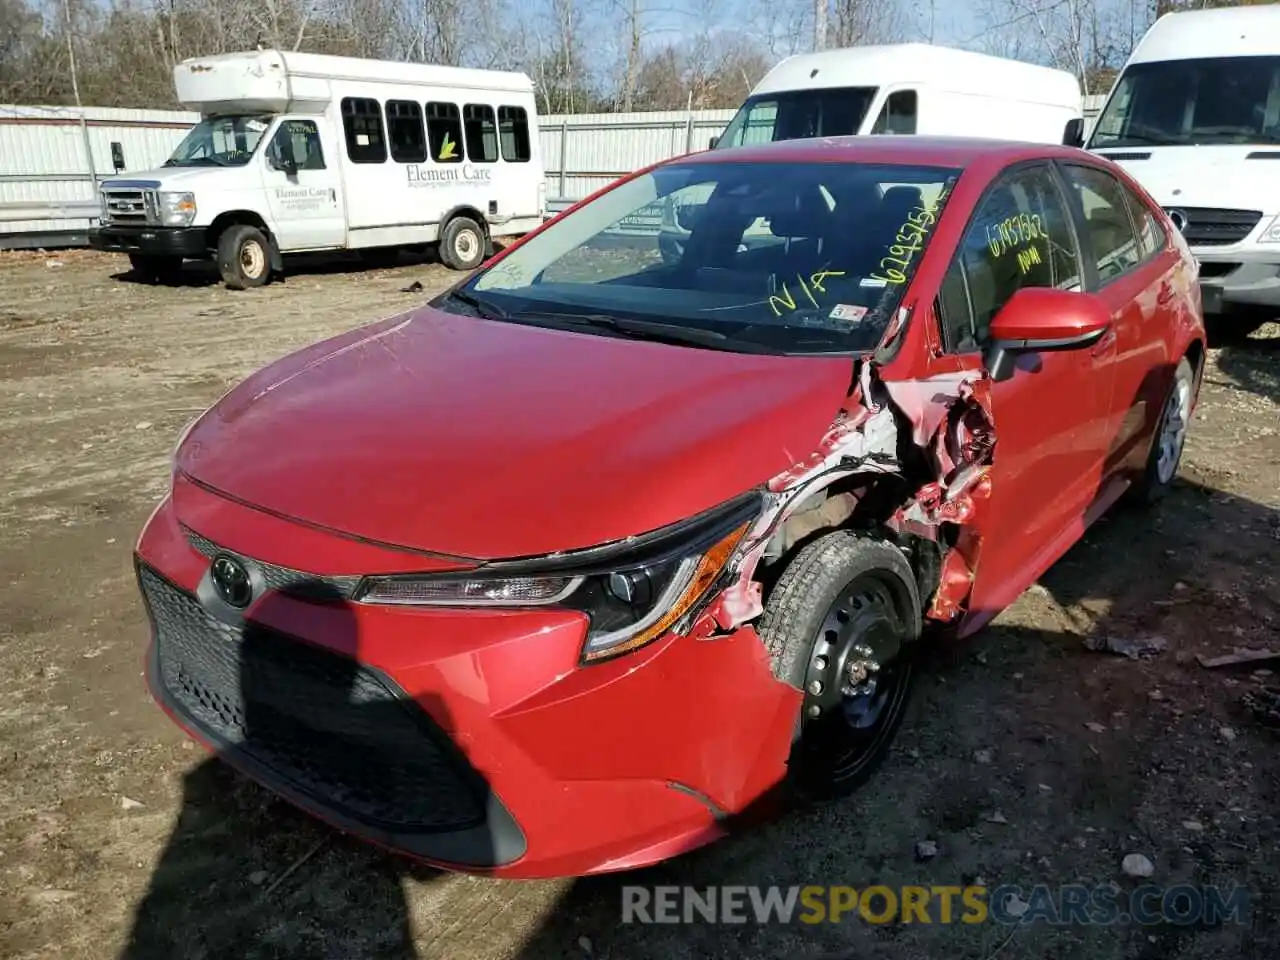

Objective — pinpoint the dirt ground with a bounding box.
[1,248,1277,960]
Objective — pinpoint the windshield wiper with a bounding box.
[509,310,768,351]
[443,288,510,320]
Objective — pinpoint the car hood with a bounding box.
[177,306,856,559]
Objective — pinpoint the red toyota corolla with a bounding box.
[135,136,1205,879]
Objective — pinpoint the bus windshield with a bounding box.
[1089,56,1280,148]
[714,87,879,149]
[165,115,274,167]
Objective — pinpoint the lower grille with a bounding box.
[1164,207,1262,246]
[139,564,487,832]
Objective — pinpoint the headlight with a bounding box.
[99,191,110,221]
[1257,215,1280,243]
[158,191,197,227]
[357,494,761,664]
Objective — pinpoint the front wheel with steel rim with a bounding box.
[439,216,486,271]
[217,224,272,290]
[1129,355,1196,506]
[757,531,921,800]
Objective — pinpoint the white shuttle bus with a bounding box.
[1086,6,1280,334]
[90,51,545,288]
[655,44,1083,260]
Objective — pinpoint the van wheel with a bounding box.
[1129,356,1195,506]
[217,225,272,290]
[756,531,921,800]
[439,217,485,270]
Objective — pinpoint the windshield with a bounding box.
[450,160,960,355]
[166,114,273,167]
[1089,56,1280,148]
[715,87,879,149]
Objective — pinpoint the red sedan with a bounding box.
[134,136,1205,879]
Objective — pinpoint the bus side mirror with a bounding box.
[707,136,718,150]
[1063,118,1084,148]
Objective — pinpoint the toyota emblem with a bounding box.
[210,554,253,608]
[1167,208,1188,233]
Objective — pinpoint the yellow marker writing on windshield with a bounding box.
[769,270,847,316]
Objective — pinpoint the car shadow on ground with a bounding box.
[119,579,494,960]
[497,478,1279,960]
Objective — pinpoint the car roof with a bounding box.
[678,135,1089,170]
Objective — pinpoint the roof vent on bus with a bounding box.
[810,69,819,78]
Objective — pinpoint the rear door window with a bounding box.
[1061,164,1143,284]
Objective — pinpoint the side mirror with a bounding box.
[110,141,125,172]
[1063,118,1084,148]
[707,136,719,151]
[985,286,1111,382]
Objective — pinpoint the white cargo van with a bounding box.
[655,44,1083,261]
[1086,6,1280,332]
[89,51,545,288]
[711,44,1085,150]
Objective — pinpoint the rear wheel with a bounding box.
[439,217,486,270]
[1130,355,1195,506]
[757,531,921,800]
[216,224,272,290]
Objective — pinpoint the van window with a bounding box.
[267,120,325,170]
[426,102,464,163]
[714,87,879,148]
[499,106,531,162]
[464,105,500,162]
[341,97,386,164]
[386,100,427,163]
[1061,164,1143,284]
[871,91,918,135]
[1090,55,1280,148]
[940,163,1082,351]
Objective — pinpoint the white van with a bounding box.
[711,43,1085,150]
[655,44,1083,261]
[89,50,545,288]
[1086,6,1280,332]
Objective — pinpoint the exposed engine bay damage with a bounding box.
[701,359,996,665]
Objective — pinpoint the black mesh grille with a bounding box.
[139,564,487,832]
[1164,207,1262,246]
[183,527,363,600]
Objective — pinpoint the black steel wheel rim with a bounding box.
[799,570,912,786]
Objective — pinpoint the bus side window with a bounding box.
[498,106,531,162]
[425,102,464,163]
[340,97,387,163]
[464,105,500,162]
[385,100,427,163]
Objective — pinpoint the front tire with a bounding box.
[757,531,921,800]
[216,224,272,290]
[439,217,486,271]
[1129,355,1195,505]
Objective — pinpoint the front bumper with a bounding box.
[89,224,208,259]
[134,477,799,878]
[1194,254,1280,314]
